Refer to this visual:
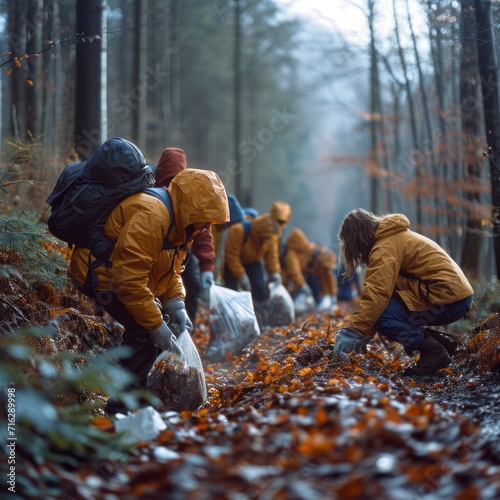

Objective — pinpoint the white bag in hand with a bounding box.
[207,285,260,361]
[147,330,206,411]
[268,282,295,327]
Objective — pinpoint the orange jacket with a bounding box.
[282,227,337,296]
[224,213,281,278]
[349,214,474,335]
[69,169,229,331]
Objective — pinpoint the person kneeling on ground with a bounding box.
[333,209,473,376]
[223,211,284,329]
[69,161,229,413]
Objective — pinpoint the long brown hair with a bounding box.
[338,209,381,278]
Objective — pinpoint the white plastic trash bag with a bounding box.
[268,282,295,327]
[294,292,316,316]
[207,285,260,361]
[114,406,167,443]
[146,329,207,412]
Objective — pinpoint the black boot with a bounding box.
[425,328,458,357]
[402,332,451,376]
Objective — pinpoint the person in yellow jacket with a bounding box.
[212,194,246,284]
[223,212,283,328]
[282,227,338,313]
[69,167,229,413]
[270,200,291,235]
[333,209,474,376]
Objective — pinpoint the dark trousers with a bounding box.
[335,268,360,301]
[80,285,159,389]
[306,274,321,302]
[182,254,201,324]
[224,260,268,327]
[374,294,473,350]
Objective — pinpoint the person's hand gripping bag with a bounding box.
[146,329,207,412]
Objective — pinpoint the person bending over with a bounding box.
[333,209,473,376]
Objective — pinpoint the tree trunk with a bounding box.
[26,0,42,140]
[7,0,26,140]
[161,0,172,147]
[131,0,147,148]
[234,0,247,205]
[367,0,380,214]
[168,0,181,144]
[75,0,103,158]
[100,0,107,141]
[475,0,500,278]
[426,1,459,256]
[392,0,423,230]
[459,0,483,277]
[406,0,444,243]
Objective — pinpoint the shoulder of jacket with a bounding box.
[120,191,169,210]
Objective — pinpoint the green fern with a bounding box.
[0,327,142,499]
[0,215,68,288]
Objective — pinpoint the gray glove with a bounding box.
[162,297,193,337]
[200,271,215,289]
[333,326,370,353]
[148,322,182,356]
[238,273,252,292]
[269,272,282,285]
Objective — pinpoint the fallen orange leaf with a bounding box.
[316,407,328,425]
[91,416,113,431]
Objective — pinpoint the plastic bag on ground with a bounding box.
[294,292,316,316]
[207,285,260,361]
[146,329,207,412]
[114,406,167,443]
[268,282,295,327]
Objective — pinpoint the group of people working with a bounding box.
[65,140,474,414]
[152,147,350,331]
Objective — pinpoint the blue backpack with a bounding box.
[242,218,252,244]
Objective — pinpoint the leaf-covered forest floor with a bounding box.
[1,237,500,499]
[84,307,500,500]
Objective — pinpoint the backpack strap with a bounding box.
[143,187,175,249]
[143,187,191,269]
[242,218,252,244]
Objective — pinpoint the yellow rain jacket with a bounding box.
[349,214,474,335]
[282,227,337,296]
[69,169,229,331]
[270,201,291,223]
[224,213,281,278]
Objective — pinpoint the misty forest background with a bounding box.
[1,0,500,281]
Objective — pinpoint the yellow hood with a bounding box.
[168,169,230,229]
[270,201,291,222]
